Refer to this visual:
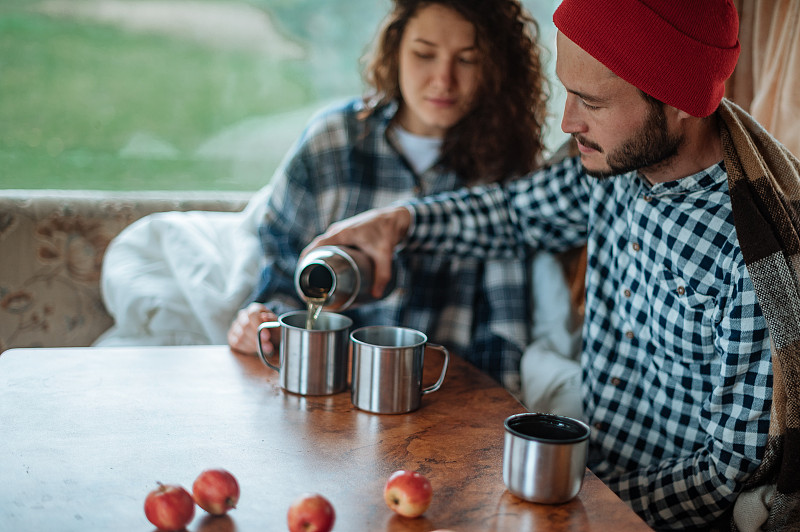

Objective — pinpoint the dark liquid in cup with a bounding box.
[506,414,589,443]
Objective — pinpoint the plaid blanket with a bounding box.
[720,98,800,530]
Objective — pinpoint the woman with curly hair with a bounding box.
[226,0,560,396]
[361,0,549,183]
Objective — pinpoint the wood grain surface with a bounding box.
[0,345,652,531]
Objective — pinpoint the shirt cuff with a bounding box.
[389,201,418,253]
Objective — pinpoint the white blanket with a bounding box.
[520,252,583,419]
[94,186,272,347]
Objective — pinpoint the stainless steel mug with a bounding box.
[503,413,590,504]
[295,245,375,311]
[257,310,352,396]
[350,325,449,414]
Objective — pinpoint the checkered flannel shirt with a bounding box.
[404,155,772,530]
[251,98,531,394]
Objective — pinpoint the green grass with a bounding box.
[0,148,237,190]
[0,0,359,191]
[0,0,565,191]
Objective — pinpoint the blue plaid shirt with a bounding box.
[405,155,772,530]
[251,98,531,393]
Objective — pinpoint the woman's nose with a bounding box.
[431,59,455,89]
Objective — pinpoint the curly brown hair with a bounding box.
[361,0,549,184]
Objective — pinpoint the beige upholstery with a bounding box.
[0,190,250,352]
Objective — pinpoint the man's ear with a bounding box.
[667,105,692,122]
[664,105,692,126]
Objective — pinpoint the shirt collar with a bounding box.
[635,160,727,197]
[375,99,400,124]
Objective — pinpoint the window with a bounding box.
[2,0,565,191]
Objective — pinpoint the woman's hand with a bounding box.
[303,205,412,298]
[227,302,280,356]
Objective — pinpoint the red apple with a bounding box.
[287,493,336,532]
[383,470,433,518]
[192,468,240,515]
[144,482,195,531]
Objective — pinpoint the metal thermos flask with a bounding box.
[295,245,378,311]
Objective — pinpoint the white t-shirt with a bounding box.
[392,125,443,175]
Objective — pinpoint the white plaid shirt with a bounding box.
[251,98,531,394]
[405,155,772,530]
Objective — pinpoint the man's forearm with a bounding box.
[403,184,524,260]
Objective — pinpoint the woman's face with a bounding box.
[395,3,481,138]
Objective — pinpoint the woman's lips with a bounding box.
[427,97,456,108]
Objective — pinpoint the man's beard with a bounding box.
[576,103,684,179]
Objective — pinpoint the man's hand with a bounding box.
[303,206,412,298]
[227,302,280,356]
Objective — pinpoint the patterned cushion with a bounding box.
[0,190,249,352]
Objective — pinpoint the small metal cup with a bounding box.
[350,326,449,414]
[503,413,590,504]
[257,310,352,396]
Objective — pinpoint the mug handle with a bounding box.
[421,343,449,395]
[256,321,281,372]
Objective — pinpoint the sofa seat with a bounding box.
[0,190,250,352]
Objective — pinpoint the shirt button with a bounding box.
[625,330,635,339]
[643,195,652,202]
[611,377,622,386]
[594,422,604,431]
[631,242,641,252]
[623,289,631,298]
[676,285,685,295]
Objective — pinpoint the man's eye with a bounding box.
[581,100,599,110]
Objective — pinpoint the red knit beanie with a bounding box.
[553,0,740,117]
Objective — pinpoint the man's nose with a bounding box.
[560,94,586,134]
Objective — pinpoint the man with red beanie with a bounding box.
[303,0,800,529]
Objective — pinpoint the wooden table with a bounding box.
[0,345,652,531]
